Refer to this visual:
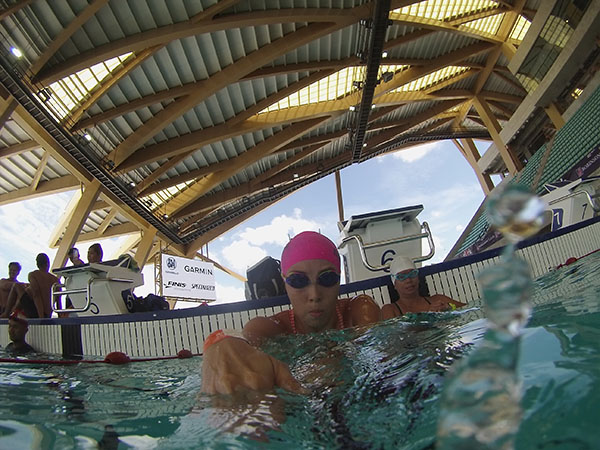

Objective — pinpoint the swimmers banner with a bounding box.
[161,254,216,301]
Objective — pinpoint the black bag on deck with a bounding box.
[122,291,169,313]
[245,256,286,300]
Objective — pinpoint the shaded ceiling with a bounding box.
[1,0,594,270]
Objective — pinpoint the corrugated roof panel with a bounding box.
[0,158,32,187]
[149,46,187,89]
[483,73,521,95]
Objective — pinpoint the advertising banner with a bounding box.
[562,144,600,181]
[161,254,216,301]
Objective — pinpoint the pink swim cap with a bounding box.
[281,231,340,275]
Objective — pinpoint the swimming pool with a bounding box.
[1,250,599,449]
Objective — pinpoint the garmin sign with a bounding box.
[161,254,216,301]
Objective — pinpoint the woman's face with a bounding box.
[393,269,419,297]
[283,258,340,333]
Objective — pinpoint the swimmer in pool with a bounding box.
[6,309,35,354]
[381,255,466,320]
[201,231,381,395]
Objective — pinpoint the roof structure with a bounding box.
[0,0,598,275]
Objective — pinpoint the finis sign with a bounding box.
[161,254,216,301]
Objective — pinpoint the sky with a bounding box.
[0,140,494,306]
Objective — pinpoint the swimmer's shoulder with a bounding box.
[381,303,399,320]
[344,294,380,326]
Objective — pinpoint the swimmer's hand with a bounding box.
[201,336,307,395]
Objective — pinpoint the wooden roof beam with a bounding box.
[117,69,335,172]
[194,252,246,283]
[0,175,79,207]
[67,45,161,127]
[166,116,332,216]
[96,209,118,236]
[0,97,16,128]
[472,95,522,174]
[35,6,370,85]
[74,222,140,244]
[0,0,33,21]
[0,140,40,160]
[173,142,328,220]
[29,0,109,77]
[375,42,494,96]
[453,138,494,194]
[390,15,503,44]
[451,0,525,131]
[108,21,351,168]
[365,100,463,150]
[29,152,49,192]
[52,180,102,270]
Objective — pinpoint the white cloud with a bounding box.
[220,209,326,273]
[0,193,73,274]
[221,239,268,274]
[237,208,320,246]
[391,141,445,163]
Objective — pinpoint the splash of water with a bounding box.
[437,184,546,449]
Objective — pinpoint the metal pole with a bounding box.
[335,169,345,223]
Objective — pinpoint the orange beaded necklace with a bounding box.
[288,303,345,334]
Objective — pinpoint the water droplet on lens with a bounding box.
[485,184,547,243]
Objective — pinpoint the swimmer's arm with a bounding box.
[201,322,304,395]
[242,316,288,347]
[435,294,467,310]
[349,294,381,326]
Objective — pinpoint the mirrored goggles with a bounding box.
[284,270,340,289]
[392,269,419,282]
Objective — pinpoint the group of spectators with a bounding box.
[0,243,103,320]
[0,244,105,354]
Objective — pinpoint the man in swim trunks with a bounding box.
[87,243,103,264]
[201,231,381,395]
[381,255,466,320]
[0,262,21,315]
[4,253,59,319]
[5,309,35,354]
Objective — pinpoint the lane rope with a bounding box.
[0,349,199,365]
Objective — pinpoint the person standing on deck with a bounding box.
[2,253,59,319]
[201,231,381,395]
[381,255,466,320]
[67,248,85,266]
[87,243,103,264]
[0,262,21,316]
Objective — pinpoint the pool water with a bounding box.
[1,251,599,449]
